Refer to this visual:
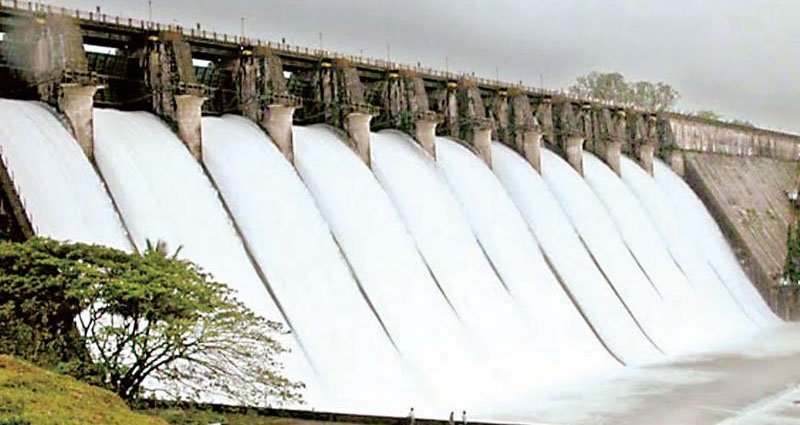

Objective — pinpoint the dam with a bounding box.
[1,2,800,423]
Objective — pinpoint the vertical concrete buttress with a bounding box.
[565,135,585,176]
[554,101,585,176]
[522,128,543,173]
[493,91,542,173]
[141,32,206,160]
[263,104,296,163]
[432,78,493,167]
[637,143,656,175]
[308,58,376,166]
[234,46,297,162]
[5,14,103,161]
[373,70,439,159]
[414,118,438,159]
[627,112,658,175]
[590,109,626,176]
[601,139,623,176]
[345,112,373,167]
[174,94,205,160]
[669,150,685,177]
[473,127,493,168]
[58,84,100,160]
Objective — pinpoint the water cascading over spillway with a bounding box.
[491,142,661,365]
[537,149,679,353]
[619,156,759,339]
[581,152,717,352]
[430,136,617,376]
[371,131,601,388]
[0,99,130,250]
[201,115,415,413]
[292,125,500,411]
[91,109,320,404]
[652,159,779,325]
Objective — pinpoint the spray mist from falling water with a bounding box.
[619,155,759,344]
[491,142,661,365]
[370,130,550,389]
[652,159,779,325]
[292,125,501,413]
[92,108,321,406]
[0,99,130,250]
[582,151,737,353]
[201,115,415,413]
[0,97,789,420]
[430,136,617,377]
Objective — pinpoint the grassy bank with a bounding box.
[0,355,167,425]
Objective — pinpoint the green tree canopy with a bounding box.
[0,238,303,405]
[568,71,680,111]
[692,110,722,120]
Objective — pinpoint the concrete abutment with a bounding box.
[262,104,296,163]
[57,83,100,160]
[413,118,438,159]
[344,112,373,166]
[174,94,205,160]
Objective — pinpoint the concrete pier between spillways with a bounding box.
[1,2,799,320]
[262,104,296,162]
[58,84,101,159]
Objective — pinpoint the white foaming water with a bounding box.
[371,131,565,388]
[581,152,717,353]
[652,159,779,326]
[0,99,130,250]
[92,109,319,405]
[619,156,756,340]
[201,116,414,413]
[293,125,499,412]
[492,143,661,365]
[539,149,675,354]
[431,137,616,376]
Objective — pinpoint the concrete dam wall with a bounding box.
[0,2,798,422]
[662,114,800,317]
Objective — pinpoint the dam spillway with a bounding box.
[1,3,800,423]
[0,96,787,417]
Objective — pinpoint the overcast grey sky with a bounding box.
[57,0,800,133]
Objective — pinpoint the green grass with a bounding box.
[0,355,167,425]
[143,407,304,425]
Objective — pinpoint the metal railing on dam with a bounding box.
[3,0,799,146]
[0,0,633,107]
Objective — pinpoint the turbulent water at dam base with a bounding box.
[1,98,799,424]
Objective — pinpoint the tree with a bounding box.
[729,118,755,127]
[691,110,755,127]
[568,72,630,103]
[568,71,680,111]
[692,110,722,120]
[0,238,89,369]
[0,238,303,405]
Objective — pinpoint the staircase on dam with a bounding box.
[0,1,799,420]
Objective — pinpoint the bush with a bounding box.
[0,238,303,405]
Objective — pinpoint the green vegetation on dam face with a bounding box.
[0,355,167,425]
